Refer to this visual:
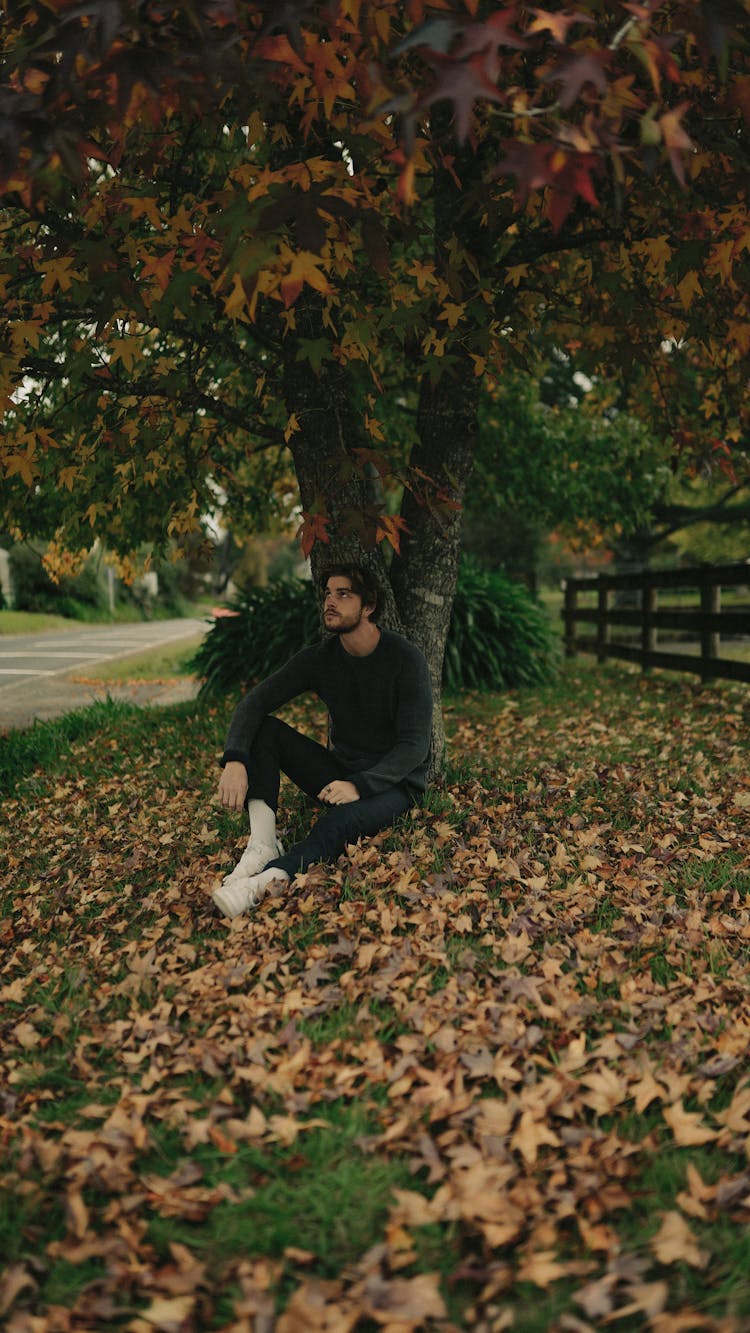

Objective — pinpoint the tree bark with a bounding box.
[281,294,401,626]
[391,112,490,773]
[390,355,482,771]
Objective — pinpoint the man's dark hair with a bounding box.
[320,563,380,620]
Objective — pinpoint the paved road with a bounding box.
[0,618,208,731]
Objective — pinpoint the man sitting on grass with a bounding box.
[212,563,433,919]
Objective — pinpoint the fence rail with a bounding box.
[562,563,750,684]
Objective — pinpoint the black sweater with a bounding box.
[222,629,433,799]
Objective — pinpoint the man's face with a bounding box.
[323,577,372,634]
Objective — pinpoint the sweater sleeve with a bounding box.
[350,648,433,797]
[221,647,316,769]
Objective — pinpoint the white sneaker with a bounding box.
[212,867,287,919]
[220,837,284,889]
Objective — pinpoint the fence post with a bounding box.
[596,579,610,663]
[700,578,720,682]
[641,573,656,671]
[563,580,577,657]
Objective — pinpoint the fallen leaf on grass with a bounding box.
[126,1293,196,1332]
[0,1266,36,1318]
[276,1279,358,1332]
[663,1102,718,1146]
[650,1212,708,1268]
[510,1110,561,1164]
[360,1270,447,1325]
[516,1250,571,1287]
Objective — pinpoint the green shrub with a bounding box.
[191,563,558,697]
[443,560,559,691]
[190,580,321,696]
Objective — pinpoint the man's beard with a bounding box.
[325,609,362,635]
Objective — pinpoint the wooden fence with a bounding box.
[562,563,750,684]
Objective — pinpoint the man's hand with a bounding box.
[219,761,248,811]
[318,780,360,805]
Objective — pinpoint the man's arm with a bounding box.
[220,647,316,772]
[352,648,433,797]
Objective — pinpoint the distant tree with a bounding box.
[464,369,670,579]
[467,362,750,581]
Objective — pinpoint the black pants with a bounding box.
[246,716,413,877]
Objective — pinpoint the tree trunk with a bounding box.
[391,110,490,773]
[390,354,482,771]
[281,295,401,627]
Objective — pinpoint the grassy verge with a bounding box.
[68,635,203,684]
[1,662,749,1330]
[0,610,76,634]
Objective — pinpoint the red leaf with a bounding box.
[544,50,610,109]
[297,510,330,559]
[420,53,504,141]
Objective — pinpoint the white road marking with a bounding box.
[0,651,111,659]
[0,668,57,676]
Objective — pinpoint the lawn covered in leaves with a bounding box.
[2,662,750,1332]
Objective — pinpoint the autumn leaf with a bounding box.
[650,1212,708,1268]
[297,508,331,557]
[279,250,334,307]
[375,512,409,554]
[662,1101,718,1147]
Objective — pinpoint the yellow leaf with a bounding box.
[715,1083,750,1132]
[5,452,39,486]
[58,466,79,491]
[438,301,465,328]
[109,337,142,372]
[83,502,108,527]
[136,1294,196,1328]
[374,7,391,43]
[505,263,529,285]
[223,272,249,320]
[677,270,702,311]
[710,239,736,283]
[122,195,164,229]
[40,257,77,295]
[279,250,333,308]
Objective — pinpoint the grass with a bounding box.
[68,634,203,683]
[1,659,750,1330]
[0,696,144,792]
[0,609,76,634]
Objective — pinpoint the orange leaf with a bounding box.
[208,1125,238,1153]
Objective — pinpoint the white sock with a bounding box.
[247,799,277,848]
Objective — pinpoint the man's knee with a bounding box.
[251,715,285,752]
